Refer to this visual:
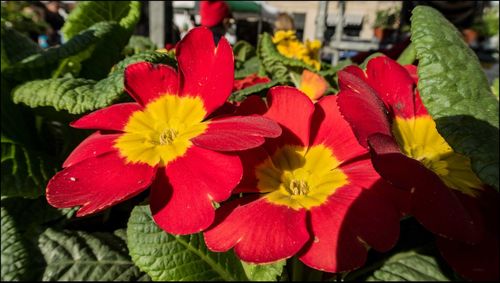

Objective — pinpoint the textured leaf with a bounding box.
[1,136,56,198]
[38,228,148,281]
[233,40,258,78]
[124,35,158,56]
[0,24,41,68]
[257,33,315,83]
[0,204,35,281]
[62,1,140,40]
[127,205,249,281]
[233,40,256,63]
[1,197,74,235]
[3,22,115,83]
[396,42,416,65]
[411,6,499,190]
[61,1,141,79]
[492,78,499,99]
[235,56,261,79]
[366,251,452,281]
[229,80,279,102]
[12,51,173,114]
[241,260,285,281]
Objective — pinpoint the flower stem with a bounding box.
[291,256,304,281]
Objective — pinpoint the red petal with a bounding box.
[337,71,391,148]
[368,133,481,243]
[234,146,271,193]
[46,151,156,216]
[403,64,419,84]
[192,116,281,151]
[204,197,309,263]
[70,103,142,131]
[436,191,499,281]
[124,62,179,106]
[176,27,234,116]
[234,95,268,116]
[365,56,427,118]
[299,186,367,273]
[346,182,400,252]
[311,95,369,162]
[150,146,242,234]
[63,131,119,168]
[340,157,380,189]
[264,86,315,148]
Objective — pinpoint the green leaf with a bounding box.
[396,42,416,65]
[257,33,316,83]
[12,51,173,115]
[61,2,141,79]
[235,56,261,79]
[492,77,499,99]
[127,205,249,281]
[38,228,148,281]
[230,80,280,102]
[366,251,452,281]
[124,35,158,56]
[1,204,36,281]
[1,136,56,198]
[233,40,256,63]
[411,6,500,190]
[2,22,115,83]
[242,260,285,281]
[0,24,41,69]
[62,1,141,40]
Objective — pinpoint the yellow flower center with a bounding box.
[256,145,349,210]
[392,116,483,196]
[114,95,207,167]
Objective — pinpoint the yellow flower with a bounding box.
[272,31,322,70]
[272,30,297,44]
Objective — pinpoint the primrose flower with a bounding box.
[204,87,400,272]
[46,27,281,235]
[272,30,321,70]
[338,56,500,281]
[336,56,485,243]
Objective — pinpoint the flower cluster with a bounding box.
[46,27,498,281]
[272,30,322,70]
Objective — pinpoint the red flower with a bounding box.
[233,73,271,91]
[46,27,281,235]
[203,87,400,272]
[337,56,498,280]
[437,187,499,281]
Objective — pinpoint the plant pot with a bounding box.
[462,29,478,45]
[374,27,384,41]
[374,27,396,43]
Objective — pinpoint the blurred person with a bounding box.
[43,1,65,45]
[274,12,295,32]
[199,0,232,44]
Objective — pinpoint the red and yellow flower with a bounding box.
[204,87,400,272]
[46,27,281,235]
[336,56,498,280]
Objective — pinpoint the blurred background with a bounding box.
[2,1,497,81]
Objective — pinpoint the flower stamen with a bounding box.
[288,179,310,195]
[158,128,178,145]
